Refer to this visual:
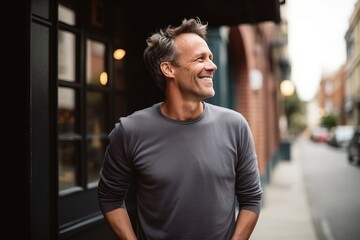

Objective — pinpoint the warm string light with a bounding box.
[113,49,126,60]
[96,49,126,85]
[99,72,108,85]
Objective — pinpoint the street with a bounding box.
[296,137,360,240]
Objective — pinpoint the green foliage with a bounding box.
[320,114,337,130]
[289,112,307,133]
[283,89,306,134]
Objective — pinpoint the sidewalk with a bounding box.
[251,139,318,240]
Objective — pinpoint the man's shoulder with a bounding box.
[205,102,244,119]
[119,103,160,126]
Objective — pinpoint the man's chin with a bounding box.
[203,91,215,100]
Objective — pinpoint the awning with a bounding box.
[138,0,282,29]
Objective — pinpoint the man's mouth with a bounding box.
[200,77,213,81]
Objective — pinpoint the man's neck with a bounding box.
[160,100,204,121]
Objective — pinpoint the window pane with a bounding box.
[87,91,106,134]
[58,140,80,191]
[113,50,126,90]
[87,138,107,184]
[86,91,107,184]
[58,4,76,26]
[114,95,127,121]
[58,87,78,134]
[58,30,76,82]
[86,39,106,86]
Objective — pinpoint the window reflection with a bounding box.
[86,39,106,86]
[58,140,80,191]
[58,30,76,82]
[58,87,77,134]
[87,138,107,185]
[86,91,107,184]
[87,91,106,134]
[58,4,76,26]
[58,87,80,192]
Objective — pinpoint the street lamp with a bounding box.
[279,79,295,160]
[280,79,295,96]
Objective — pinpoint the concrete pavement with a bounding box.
[251,138,318,240]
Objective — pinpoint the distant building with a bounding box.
[318,65,346,124]
[345,0,360,125]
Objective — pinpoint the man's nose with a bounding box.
[205,60,217,71]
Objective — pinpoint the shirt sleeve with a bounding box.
[235,117,263,214]
[98,120,134,213]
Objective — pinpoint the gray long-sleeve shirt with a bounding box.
[98,102,262,240]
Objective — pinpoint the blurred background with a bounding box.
[11,0,360,239]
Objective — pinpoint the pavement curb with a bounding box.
[251,139,318,240]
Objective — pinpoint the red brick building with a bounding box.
[318,65,347,124]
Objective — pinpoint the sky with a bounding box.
[287,0,358,101]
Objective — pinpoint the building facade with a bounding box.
[345,0,360,125]
[314,1,360,127]
[318,65,347,124]
[9,0,282,239]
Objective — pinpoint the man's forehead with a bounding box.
[175,33,209,51]
[175,33,205,44]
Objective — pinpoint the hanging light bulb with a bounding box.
[113,49,126,60]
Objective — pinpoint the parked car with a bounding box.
[327,125,355,148]
[310,127,328,142]
[347,126,360,165]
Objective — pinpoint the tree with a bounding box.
[320,114,337,130]
[283,89,306,135]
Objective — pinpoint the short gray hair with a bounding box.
[143,18,208,91]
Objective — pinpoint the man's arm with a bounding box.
[231,209,259,240]
[104,208,137,240]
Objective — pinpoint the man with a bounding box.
[98,18,262,240]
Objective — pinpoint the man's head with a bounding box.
[143,18,212,92]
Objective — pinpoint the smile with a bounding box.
[201,77,213,81]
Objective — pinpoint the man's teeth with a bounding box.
[202,77,212,81]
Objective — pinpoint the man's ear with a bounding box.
[160,62,174,78]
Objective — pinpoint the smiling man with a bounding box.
[98,18,263,240]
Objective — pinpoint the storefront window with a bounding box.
[86,39,106,86]
[86,91,107,184]
[58,4,76,26]
[58,87,80,192]
[58,30,76,82]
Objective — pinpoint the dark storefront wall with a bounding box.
[14,0,282,239]
[140,0,281,28]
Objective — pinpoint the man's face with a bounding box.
[171,33,217,101]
